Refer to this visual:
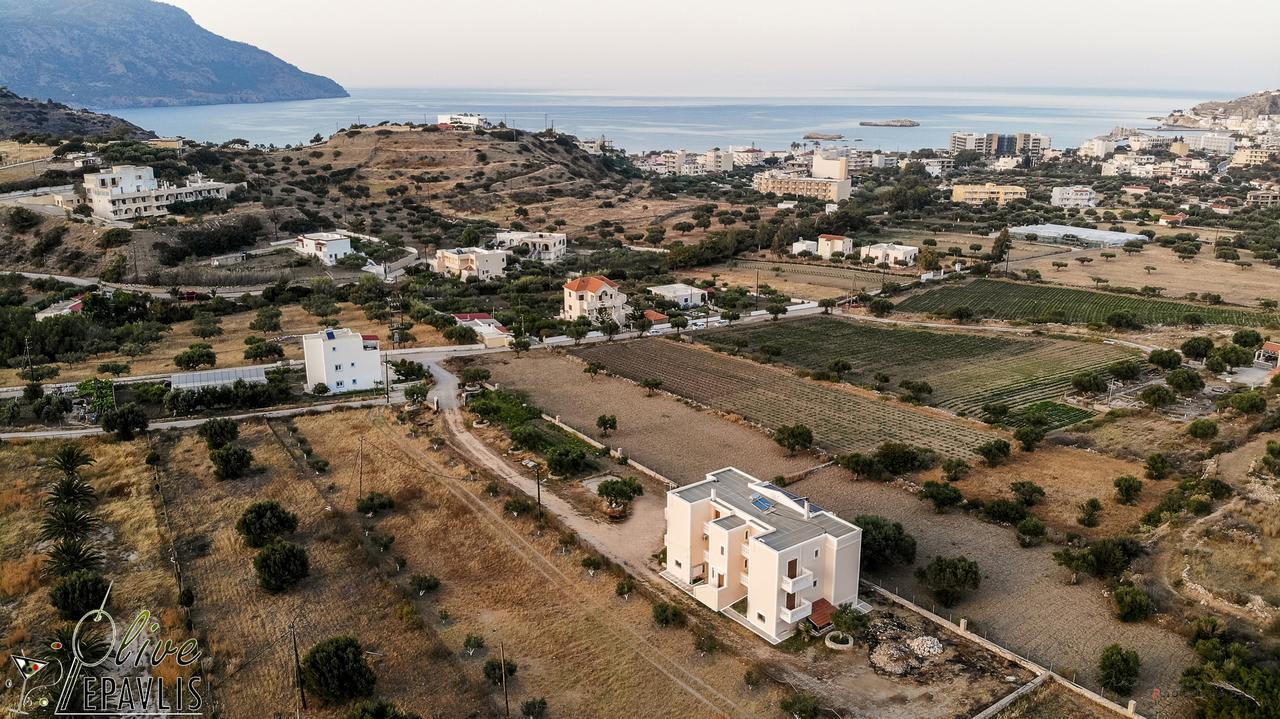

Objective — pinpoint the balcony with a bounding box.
[779,599,812,624]
[780,569,814,594]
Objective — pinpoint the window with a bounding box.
[814,549,820,558]
[351,379,357,385]
[674,560,682,569]
[756,612,765,623]
[719,546,724,555]
[335,380,344,388]
[334,364,342,371]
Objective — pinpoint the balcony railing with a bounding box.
[779,599,812,624]
[780,569,814,594]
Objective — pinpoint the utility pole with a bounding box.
[290,622,307,712]
[533,464,542,511]
[500,640,510,718]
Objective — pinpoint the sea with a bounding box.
[106,86,1232,154]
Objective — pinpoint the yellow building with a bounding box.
[752,171,851,202]
[951,182,1028,206]
[1231,148,1276,168]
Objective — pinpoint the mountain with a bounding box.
[0,0,348,109]
[0,87,154,139]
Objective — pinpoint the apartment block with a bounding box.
[492,231,568,262]
[302,328,382,394]
[752,171,852,202]
[1050,186,1099,208]
[662,468,865,643]
[950,182,1027,206]
[431,247,509,280]
[67,164,232,220]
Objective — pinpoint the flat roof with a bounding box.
[1008,224,1146,247]
[673,467,856,551]
[171,366,268,390]
[648,283,703,294]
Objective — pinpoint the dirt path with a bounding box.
[374,410,752,718]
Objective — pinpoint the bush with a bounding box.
[483,658,517,685]
[49,569,110,620]
[1112,584,1153,622]
[652,602,686,627]
[1166,368,1204,395]
[100,402,148,440]
[1010,481,1046,506]
[1114,475,1143,505]
[855,515,917,569]
[1097,644,1140,695]
[1139,384,1177,408]
[1229,390,1267,415]
[1072,371,1108,394]
[236,500,299,548]
[344,700,422,719]
[410,574,440,594]
[546,445,589,476]
[197,417,239,449]
[780,693,820,719]
[1054,537,1144,579]
[1016,516,1046,547]
[941,458,970,482]
[1145,453,1174,481]
[1148,349,1182,370]
[519,699,548,719]
[210,443,253,480]
[915,556,981,607]
[1187,419,1218,440]
[920,481,962,512]
[356,492,395,515]
[1077,497,1103,527]
[975,439,1011,467]
[301,636,376,703]
[254,539,310,592]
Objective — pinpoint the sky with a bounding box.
[163,0,1279,96]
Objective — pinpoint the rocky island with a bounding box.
[859,119,920,127]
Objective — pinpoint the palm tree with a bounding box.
[44,475,97,509]
[44,538,105,578]
[49,444,94,479]
[40,505,103,543]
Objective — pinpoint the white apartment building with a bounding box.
[816,234,854,259]
[1246,189,1280,207]
[293,232,353,266]
[302,328,382,394]
[1101,155,1157,177]
[951,183,1028,205]
[437,113,489,129]
[492,231,568,262]
[861,243,919,266]
[1050,186,1099,208]
[662,467,865,643]
[1126,134,1173,152]
[431,247,509,281]
[991,156,1023,171]
[700,148,734,173]
[752,171,852,202]
[732,146,767,166]
[810,151,849,180]
[869,153,898,169]
[562,275,628,325]
[69,165,231,220]
[1078,138,1119,158]
[648,283,707,308]
[790,239,819,255]
[1187,133,1236,155]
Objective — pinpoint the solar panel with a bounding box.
[749,493,773,512]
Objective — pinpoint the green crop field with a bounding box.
[1004,402,1095,431]
[572,339,996,458]
[696,316,1133,416]
[895,279,1277,327]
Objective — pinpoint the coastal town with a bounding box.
[1,3,1279,718]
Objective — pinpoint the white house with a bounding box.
[293,233,353,266]
[302,328,382,394]
[1050,186,1099,208]
[1078,138,1118,158]
[860,243,919,266]
[437,113,489,129]
[816,234,854,260]
[492,231,568,262]
[452,313,513,349]
[662,467,866,643]
[68,165,232,220]
[648,283,707,308]
[790,239,819,255]
[562,275,628,325]
[431,247,509,280]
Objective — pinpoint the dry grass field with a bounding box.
[1010,242,1280,308]
[0,436,175,707]
[994,680,1125,719]
[0,300,447,386]
[919,445,1163,539]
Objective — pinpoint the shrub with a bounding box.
[236,500,299,548]
[780,693,820,719]
[855,515,917,569]
[1016,516,1046,547]
[920,481,962,512]
[197,417,239,449]
[1165,368,1204,395]
[915,556,981,607]
[1072,371,1108,394]
[975,439,1011,467]
[1097,644,1140,695]
[693,630,720,654]
[1112,584,1153,622]
[831,603,870,638]
[983,498,1028,524]
[1187,419,1218,440]
[597,477,644,506]
[1148,349,1182,370]
[773,424,814,455]
[356,492,395,515]
[546,445,589,476]
[874,442,938,474]
[652,602,686,627]
[483,658,517,685]
[49,570,110,620]
[210,443,253,480]
[100,403,148,440]
[344,700,422,719]
[1144,453,1174,481]
[1229,390,1267,415]
[519,698,548,719]
[1013,425,1045,451]
[410,574,440,594]
[1010,481,1046,506]
[1077,498,1103,527]
[941,458,970,482]
[1114,475,1143,505]
[1139,384,1177,408]
[254,539,310,592]
[301,636,376,703]
[1054,537,1144,579]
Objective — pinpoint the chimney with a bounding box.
[803,499,812,520]
[709,486,717,502]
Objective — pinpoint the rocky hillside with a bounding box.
[1190,90,1280,119]
[0,88,154,140]
[0,0,347,108]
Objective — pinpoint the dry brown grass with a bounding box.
[995,679,1125,719]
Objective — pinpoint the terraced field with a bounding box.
[572,339,996,458]
[896,279,1277,327]
[697,316,1132,417]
